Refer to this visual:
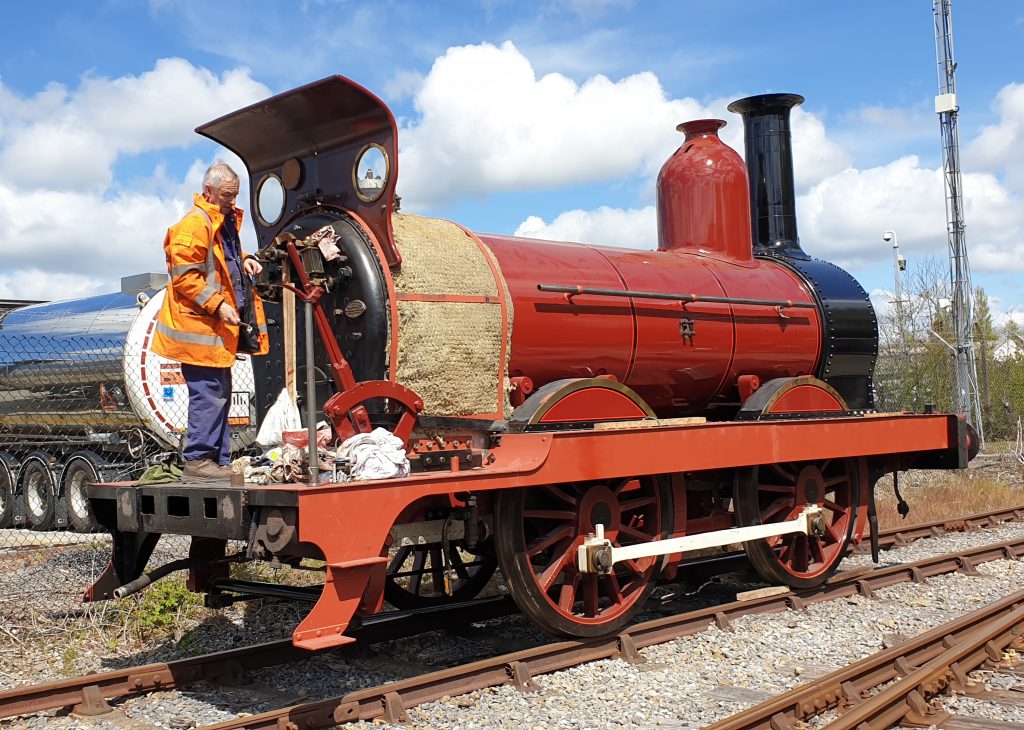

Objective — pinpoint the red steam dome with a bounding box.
[656,119,752,262]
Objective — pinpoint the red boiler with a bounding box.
[479,118,820,416]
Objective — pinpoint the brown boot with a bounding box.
[183,458,231,480]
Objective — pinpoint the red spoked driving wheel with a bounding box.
[494,477,671,638]
[734,459,859,589]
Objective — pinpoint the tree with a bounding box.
[974,287,993,414]
[1006,317,1021,343]
[874,255,955,416]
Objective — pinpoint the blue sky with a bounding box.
[1,0,1022,330]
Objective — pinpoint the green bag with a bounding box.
[136,454,185,485]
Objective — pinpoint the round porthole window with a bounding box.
[354,144,388,202]
[257,174,285,224]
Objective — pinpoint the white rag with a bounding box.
[338,427,410,481]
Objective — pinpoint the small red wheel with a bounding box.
[494,477,671,638]
[733,458,859,589]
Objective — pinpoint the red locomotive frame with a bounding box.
[85,76,975,649]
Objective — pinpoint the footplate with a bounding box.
[89,482,299,541]
[112,484,251,540]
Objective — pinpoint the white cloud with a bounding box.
[0,269,107,301]
[0,184,186,282]
[966,82,1024,193]
[395,41,852,210]
[0,59,269,192]
[797,156,946,264]
[510,77,1024,276]
[515,206,656,248]
[384,69,425,102]
[0,60,267,294]
[869,288,895,320]
[789,107,851,190]
[798,156,1024,271]
[398,41,708,207]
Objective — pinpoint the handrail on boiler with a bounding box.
[537,284,818,310]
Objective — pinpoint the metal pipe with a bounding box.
[303,299,318,486]
[537,284,816,309]
[209,578,322,603]
[112,558,192,599]
[928,328,957,354]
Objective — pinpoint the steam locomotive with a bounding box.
[84,77,972,645]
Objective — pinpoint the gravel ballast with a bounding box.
[4,521,1024,728]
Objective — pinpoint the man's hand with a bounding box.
[218,302,241,325]
[243,257,263,276]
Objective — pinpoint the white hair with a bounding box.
[202,162,239,190]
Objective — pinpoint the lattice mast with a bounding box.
[933,0,984,446]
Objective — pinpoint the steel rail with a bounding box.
[868,504,1024,550]
[0,595,516,721]
[2,503,1022,722]
[197,536,1024,730]
[706,589,1024,730]
[826,601,1024,729]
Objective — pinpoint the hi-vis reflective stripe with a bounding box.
[155,320,224,347]
[173,206,221,306]
[189,206,213,229]
[171,263,205,277]
[195,244,219,306]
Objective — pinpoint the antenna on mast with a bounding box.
[933,0,984,449]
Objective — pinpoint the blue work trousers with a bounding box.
[181,363,232,465]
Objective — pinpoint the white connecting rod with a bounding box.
[577,505,826,574]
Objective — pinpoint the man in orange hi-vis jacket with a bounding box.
[153,162,269,480]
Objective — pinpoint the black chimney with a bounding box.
[726,93,807,260]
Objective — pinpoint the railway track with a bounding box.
[2,504,1023,727]
[0,595,517,721]
[706,587,1024,729]
[194,534,1024,729]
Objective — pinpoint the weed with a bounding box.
[229,558,324,587]
[874,459,1024,531]
[136,578,203,636]
[60,637,79,676]
[102,577,205,641]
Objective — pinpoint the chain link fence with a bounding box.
[0,291,256,612]
[873,257,1024,451]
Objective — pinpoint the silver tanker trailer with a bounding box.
[0,274,256,531]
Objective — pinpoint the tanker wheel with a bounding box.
[62,452,105,532]
[733,458,859,589]
[0,452,17,528]
[495,477,671,638]
[384,540,498,609]
[21,452,57,531]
